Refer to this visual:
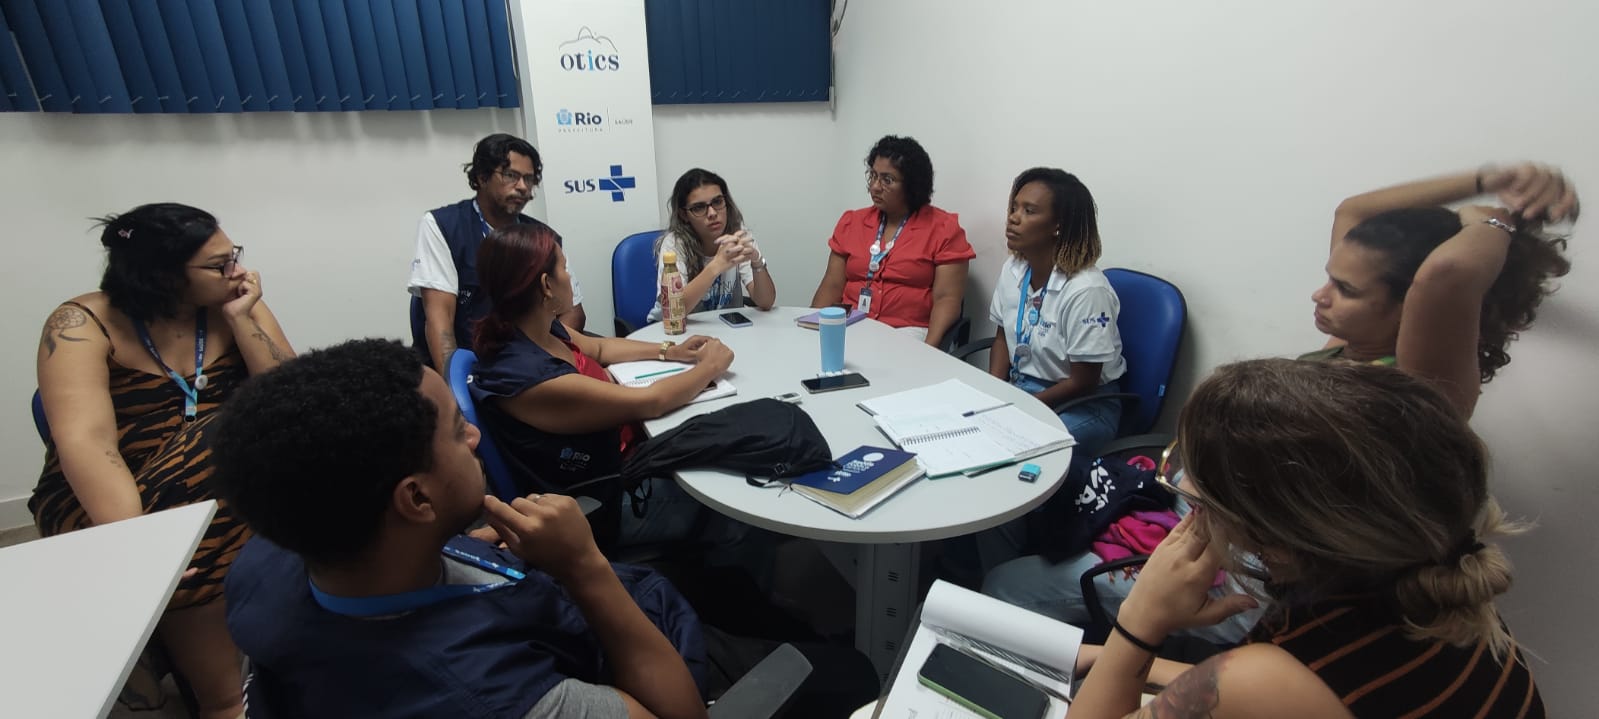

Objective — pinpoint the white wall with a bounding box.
[1,0,1593,710]
[0,109,525,525]
[816,0,1596,712]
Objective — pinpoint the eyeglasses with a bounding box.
[685,195,727,217]
[1155,438,1204,508]
[495,169,541,187]
[865,171,900,189]
[192,245,244,277]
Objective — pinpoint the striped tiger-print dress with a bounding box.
[1251,594,1544,717]
[29,348,252,611]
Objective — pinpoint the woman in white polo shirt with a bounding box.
[988,167,1126,455]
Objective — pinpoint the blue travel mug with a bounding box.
[818,307,847,373]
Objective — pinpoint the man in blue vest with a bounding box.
[212,339,706,718]
[410,134,588,370]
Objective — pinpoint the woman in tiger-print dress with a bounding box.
[32,203,294,719]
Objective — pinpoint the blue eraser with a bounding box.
[1018,463,1041,482]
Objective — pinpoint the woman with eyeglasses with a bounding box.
[648,168,776,322]
[809,135,975,347]
[1070,358,1544,718]
[31,203,294,719]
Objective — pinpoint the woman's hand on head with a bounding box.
[1118,511,1259,638]
[222,270,262,319]
[1479,163,1580,222]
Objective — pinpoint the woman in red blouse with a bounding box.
[809,135,975,347]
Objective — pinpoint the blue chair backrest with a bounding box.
[31,389,48,443]
[611,230,663,335]
[1105,268,1186,435]
[446,349,519,501]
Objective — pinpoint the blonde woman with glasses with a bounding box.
[1071,358,1543,718]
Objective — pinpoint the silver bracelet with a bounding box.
[752,259,769,273]
[1481,218,1516,236]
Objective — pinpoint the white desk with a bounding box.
[0,501,217,719]
[632,308,1072,677]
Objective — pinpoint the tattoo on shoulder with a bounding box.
[249,318,287,362]
[1130,653,1228,719]
[41,306,90,357]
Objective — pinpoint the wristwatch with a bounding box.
[1481,217,1516,236]
[658,340,675,361]
[752,257,769,273]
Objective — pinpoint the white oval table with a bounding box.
[631,307,1073,677]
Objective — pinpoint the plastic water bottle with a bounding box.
[661,250,686,335]
[818,306,847,373]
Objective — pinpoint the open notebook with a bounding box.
[875,580,1081,719]
[860,379,1074,477]
[606,360,736,403]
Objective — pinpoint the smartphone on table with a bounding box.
[719,311,753,328]
[917,643,1050,719]
[800,372,869,394]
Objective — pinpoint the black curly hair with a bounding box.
[94,203,219,320]
[212,339,439,566]
[1344,207,1570,382]
[464,133,541,191]
[866,135,934,213]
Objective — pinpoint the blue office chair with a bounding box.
[445,350,521,501]
[612,230,663,337]
[31,389,48,442]
[953,268,1186,440]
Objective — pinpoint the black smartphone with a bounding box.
[800,373,869,393]
[917,644,1050,719]
[719,311,753,327]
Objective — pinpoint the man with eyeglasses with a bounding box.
[409,134,587,371]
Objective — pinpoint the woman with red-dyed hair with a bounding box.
[467,224,737,546]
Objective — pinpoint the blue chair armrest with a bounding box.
[706,643,813,719]
[1050,391,1141,416]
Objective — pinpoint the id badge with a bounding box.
[857,287,873,314]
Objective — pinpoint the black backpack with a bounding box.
[620,398,833,487]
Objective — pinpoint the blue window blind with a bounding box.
[645,0,830,105]
[0,0,519,113]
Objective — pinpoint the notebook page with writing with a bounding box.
[876,581,1079,718]
[874,413,1013,477]
[967,405,1076,461]
[857,378,1009,418]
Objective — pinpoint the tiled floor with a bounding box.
[0,524,39,548]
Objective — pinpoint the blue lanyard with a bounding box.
[471,200,495,238]
[865,214,909,282]
[309,546,524,618]
[132,313,207,421]
[1010,268,1046,382]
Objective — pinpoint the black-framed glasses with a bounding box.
[192,245,244,277]
[685,195,727,217]
[1155,438,1204,508]
[496,169,541,187]
[865,170,900,188]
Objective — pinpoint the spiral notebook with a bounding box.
[606,360,737,404]
[872,400,1075,477]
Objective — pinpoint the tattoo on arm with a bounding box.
[437,329,457,354]
[248,318,286,362]
[41,306,89,357]
[1130,653,1227,719]
[104,449,126,469]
